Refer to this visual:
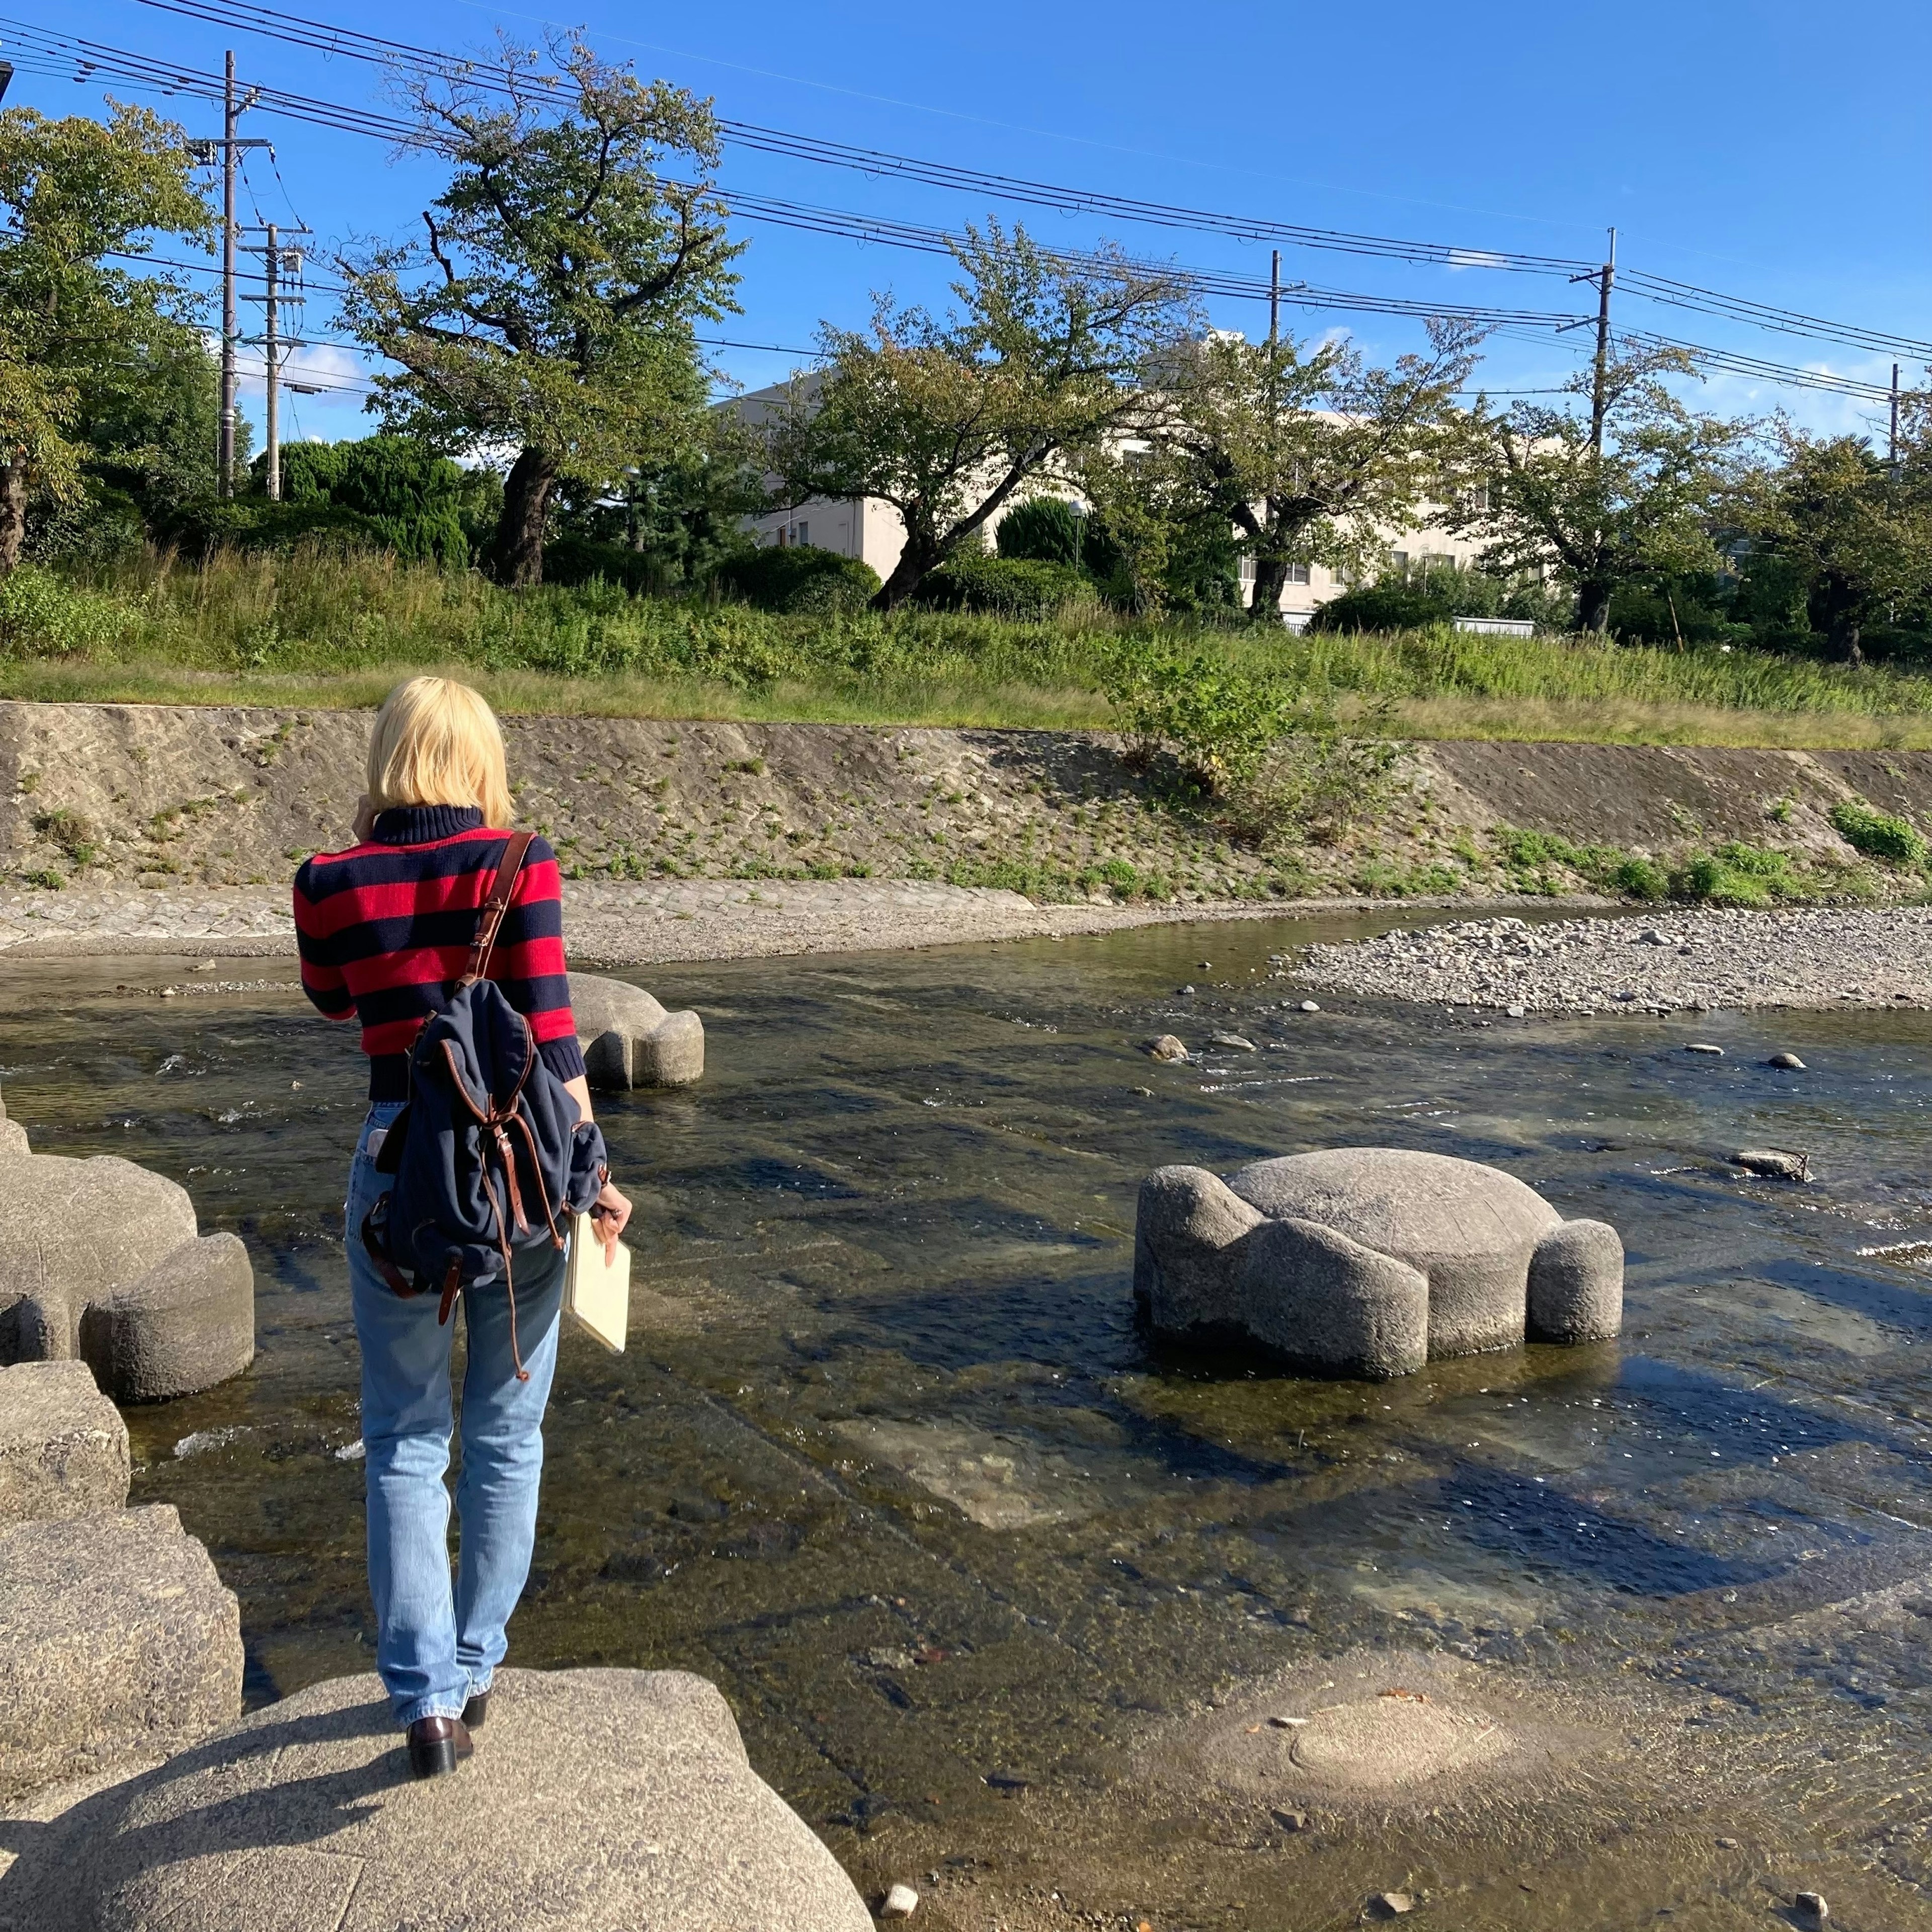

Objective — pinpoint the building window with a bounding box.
[1239,555,1256,581]
[795,521,809,547]
[1285,562,1310,585]
[1390,550,1409,573]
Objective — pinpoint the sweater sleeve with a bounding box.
[291,860,355,1022]
[491,835,584,1077]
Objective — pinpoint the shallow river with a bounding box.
[9,914,1932,1930]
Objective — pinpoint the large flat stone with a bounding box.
[0,1668,872,1932]
[0,1360,129,1526]
[0,1505,242,1804]
[0,1154,253,1403]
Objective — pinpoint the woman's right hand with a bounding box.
[590,1180,631,1258]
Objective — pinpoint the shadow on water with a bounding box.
[11,915,1932,1925]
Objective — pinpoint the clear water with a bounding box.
[9,917,1932,1929]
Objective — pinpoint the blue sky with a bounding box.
[23,0,1931,452]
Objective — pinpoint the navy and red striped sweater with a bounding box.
[292,804,586,1101]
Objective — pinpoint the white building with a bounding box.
[730,376,1491,626]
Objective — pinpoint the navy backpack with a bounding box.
[362,831,608,1377]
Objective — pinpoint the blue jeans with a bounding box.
[346,1101,567,1729]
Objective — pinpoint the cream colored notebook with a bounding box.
[564,1214,630,1353]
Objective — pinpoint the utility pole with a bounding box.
[219,52,238,495]
[189,55,269,498]
[1269,248,1280,347]
[1588,226,1617,456]
[1891,362,1902,477]
[240,223,310,501]
[263,223,281,499]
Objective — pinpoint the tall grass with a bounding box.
[7,545,1932,743]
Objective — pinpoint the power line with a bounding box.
[113,0,1932,363]
[19,21,1913,408]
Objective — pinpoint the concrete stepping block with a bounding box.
[0,1361,129,1526]
[570,972,705,1089]
[1,1668,871,1932]
[0,1154,254,1403]
[1135,1148,1623,1378]
[0,1505,242,1804]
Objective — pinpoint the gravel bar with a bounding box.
[0,878,1484,967]
[1295,907,1932,1015]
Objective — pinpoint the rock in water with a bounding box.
[880,1881,920,1918]
[1732,1148,1811,1182]
[1684,1042,1724,1056]
[1768,1051,1807,1069]
[1,1669,872,1932]
[1795,1894,1828,1927]
[1209,1033,1257,1052]
[1368,1894,1416,1917]
[1145,1035,1189,1063]
[0,1361,129,1526]
[0,1504,242,1803]
[1134,1149,1622,1379]
[569,972,705,1090]
[0,1153,253,1403]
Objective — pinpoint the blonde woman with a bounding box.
[293,676,631,1779]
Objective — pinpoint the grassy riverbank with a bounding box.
[9,549,1932,747]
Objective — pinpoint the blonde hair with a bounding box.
[366,677,515,828]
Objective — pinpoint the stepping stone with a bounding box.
[0,1361,128,1527]
[0,1505,242,1804]
[570,973,705,1089]
[4,1668,871,1931]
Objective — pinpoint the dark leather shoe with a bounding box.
[461,1690,489,1729]
[406,1715,473,1780]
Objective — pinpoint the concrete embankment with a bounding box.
[3,703,1930,961]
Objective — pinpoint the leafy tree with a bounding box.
[1073,442,1241,613]
[1452,344,1747,635]
[0,103,213,571]
[1131,318,1483,624]
[764,221,1192,610]
[1733,426,1932,665]
[340,36,743,586]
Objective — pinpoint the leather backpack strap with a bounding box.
[460,830,536,987]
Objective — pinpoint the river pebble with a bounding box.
[880,1881,920,1918]
[1145,1035,1189,1062]
[1294,907,1932,1015]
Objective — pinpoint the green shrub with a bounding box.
[542,535,661,598]
[996,497,1086,568]
[716,545,881,614]
[0,565,133,657]
[917,552,1093,619]
[1309,578,1454,634]
[1828,797,1926,865]
[1222,715,1404,848]
[1669,841,1796,907]
[155,496,467,569]
[1102,648,1298,792]
[1612,855,1670,901]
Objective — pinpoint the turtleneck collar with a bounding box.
[369,804,485,845]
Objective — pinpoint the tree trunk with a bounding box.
[1828,607,1864,667]
[490,447,559,588]
[1247,552,1291,624]
[1578,577,1615,635]
[0,465,27,577]
[872,541,940,612]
